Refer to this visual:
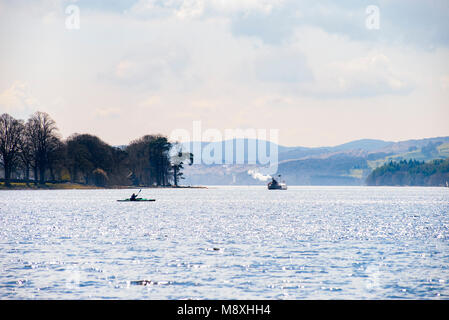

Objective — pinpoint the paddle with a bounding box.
[130,189,142,200]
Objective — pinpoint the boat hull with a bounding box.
[268,185,287,190]
[267,175,287,190]
[117,198,156,202]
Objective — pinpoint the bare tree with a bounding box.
[18,124,34,183]
[170,142,193,187]
[0,113,24,185]
[26,111,60,184]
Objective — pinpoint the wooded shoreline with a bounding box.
[0,181,206,190]
[1,111,194,188]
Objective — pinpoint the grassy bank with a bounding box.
[0,182,103,190]
[0,182,206,190]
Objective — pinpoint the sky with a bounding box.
[0,0,448,147]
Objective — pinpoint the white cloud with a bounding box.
[138,95,162,108]
[299,53,411,98]
[441,75,449,90]
[0,81,39,115]
[94,107,122,118]
[176,0,204,19]
[98,38,191,91]
[114,60,138,79]
[128,0,284,20]
[254,48,312,83]
[127,0,175,19]
[0,0,448,147]
[208,0,283,15]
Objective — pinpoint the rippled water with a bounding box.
[0,186,448,299]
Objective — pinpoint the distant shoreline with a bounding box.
[0,182,207,190]
[2,182,447,190]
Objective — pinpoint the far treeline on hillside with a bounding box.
[366,158,449,186]
[0,112,193,188]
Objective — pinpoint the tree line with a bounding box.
[366,158,449,186]
[0,112,192,187]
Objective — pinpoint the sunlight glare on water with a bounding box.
[0,186,448,299]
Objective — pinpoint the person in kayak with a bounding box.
[130,193,137,201]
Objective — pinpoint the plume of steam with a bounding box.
[248,169,272,182]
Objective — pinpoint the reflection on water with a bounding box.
[0,186,448,299]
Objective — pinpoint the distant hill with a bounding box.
[330,139,394,152]
[278,154,369,186]
[181,136,449,186]
[366,158,449,186]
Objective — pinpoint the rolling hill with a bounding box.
[181,137,449,186]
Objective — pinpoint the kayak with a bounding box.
[117,198,155,202]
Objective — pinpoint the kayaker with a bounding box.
[130,193,137,201]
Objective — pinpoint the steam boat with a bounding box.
[268,175,287,190]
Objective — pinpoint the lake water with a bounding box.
[0,186,448,299]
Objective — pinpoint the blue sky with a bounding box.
[0,0,448,146]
